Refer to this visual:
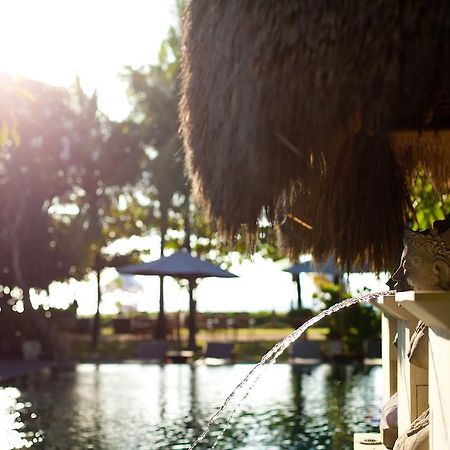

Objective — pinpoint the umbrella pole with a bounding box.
[188,279,197,351]
[295,274,302,309]
[176,310,181,350]
[154,275,166,340]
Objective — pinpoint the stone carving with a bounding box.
[393,408,429,450]
[407,321,428,369]
[389,218,450,291]
[380,392,398,448]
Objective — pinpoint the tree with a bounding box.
[0,77,86,357]
[54,81,145,348]
[313,280,380,357]
[0,73,27,148]
[410,171,450,230]
[0,78,79,303]
[0,76,147,352]
[123,1,190,340]
[123,1,287,346]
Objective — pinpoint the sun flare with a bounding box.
[0,0,173,119]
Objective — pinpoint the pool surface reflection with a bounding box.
[0,363,382,449]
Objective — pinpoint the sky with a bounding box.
[0,0,174,121]
[1,0,390,315]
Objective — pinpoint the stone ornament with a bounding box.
[393,408,429,450]
[407,321,428,370]
[390,219,450,291]
[380,392,398,449]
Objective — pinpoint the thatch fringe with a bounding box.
[180,1,450,271]
[392,130,450,193]
[313,133,411,271]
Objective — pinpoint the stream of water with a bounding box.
[189,291,393,449]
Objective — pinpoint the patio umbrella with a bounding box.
[103,274,144,294]
[118,249,237,350]
[180,1,450,271]
[284,259,339,309]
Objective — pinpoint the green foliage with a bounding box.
[0,79,81,291]
[122,0,283,265]
[0,76,146,304]
[54,81,145,278]
[313,280,380,356]
[123,7,189,254]
[411,171,450,230]
[0,74,30,148]
[286,307,314,328]
[235,341,290,363]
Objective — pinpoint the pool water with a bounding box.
[0,363,382,449]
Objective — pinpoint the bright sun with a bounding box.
[0,0,174,120]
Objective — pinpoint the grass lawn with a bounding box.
[70,327,329,363]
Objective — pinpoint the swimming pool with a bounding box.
[0,363,382,449]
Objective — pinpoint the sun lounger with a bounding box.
[202,342,235,365]
[364,338,382,365]
[136,340,168,362]
[289,340,322,365]
[327,338,345,363]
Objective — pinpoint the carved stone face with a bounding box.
[390,225,450,291]
[403,231,439,290]
[389,247,413,291]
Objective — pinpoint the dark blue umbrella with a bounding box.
[283,259,339,276]
[284,258,373,308]
[119,250,237,279]
[283,258,339,309]
[118,249,237,350]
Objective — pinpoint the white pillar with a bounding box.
[396,317,428,434]
[381,313,397,403]
[428,326,450,449]
[396,291,450,449]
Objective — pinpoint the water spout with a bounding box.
[189,291,394,449]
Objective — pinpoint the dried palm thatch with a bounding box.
[180,0,450,270]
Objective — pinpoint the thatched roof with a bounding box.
[180,1,450,271]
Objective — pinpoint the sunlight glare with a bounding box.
[0,0,174,119]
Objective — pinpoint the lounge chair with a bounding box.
[289,340,322,365]
[136,340,168,363]
[327,338,347,363]
[363,338,382,365]
[202,342,235,365]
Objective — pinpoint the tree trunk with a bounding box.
[154,275,167,339]
[184,196,191,253]
[185,197,196,349]
[92,268,102,349]
[21,286,33,312]
[7,197,64,359]
[187,279,197,351]
[8,197,29,310]
[175,310,182,349]
[154,215,167,340]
